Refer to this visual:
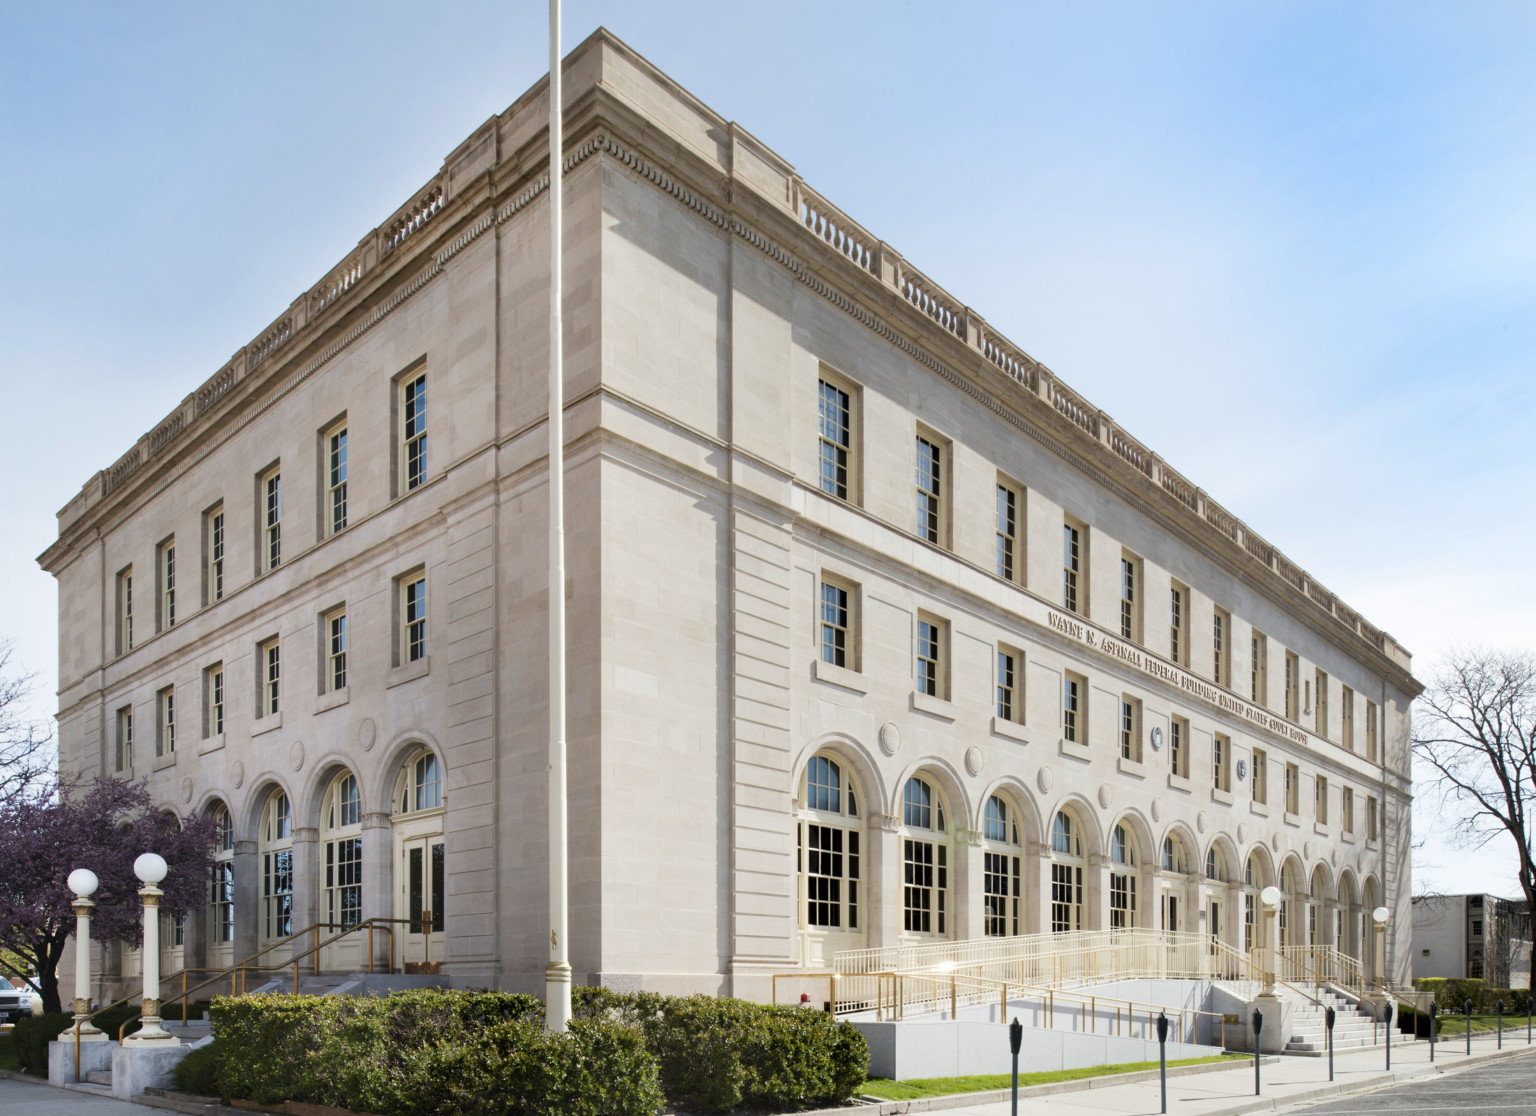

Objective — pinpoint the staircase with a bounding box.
[1281,986,1396,1056]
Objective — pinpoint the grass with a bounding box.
[861,1054,1248,1101]
[1430,1012,1535,1036]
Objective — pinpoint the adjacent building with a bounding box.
[1413,894,1532,986]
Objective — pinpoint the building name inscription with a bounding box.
[1047,610,1311,747]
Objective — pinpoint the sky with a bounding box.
[2,2,1535,896]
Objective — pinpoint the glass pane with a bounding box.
[409,847,423,935]
[431,842,445,932]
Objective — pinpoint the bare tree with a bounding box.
[0,642,54,804]
[1413,647,1536,992]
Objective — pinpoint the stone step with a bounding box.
[86,1070,113,1086]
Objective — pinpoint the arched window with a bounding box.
[208,804,234,946]
[1110,823,1138,929]
[799,756,861,935]
[901,777,948,938]
[1162,836,1187,873]
[322,772,364,929]
[395,750,443,815]
[1279,862,1300,949]
[982,795,1021,937]
[260,790,293,941]
[1206,847,1226,882]
[1309,868,1327,946]
[1050,811,1083,933]
[1243,853,1262,953]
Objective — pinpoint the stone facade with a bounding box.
[38,29,1420,1002]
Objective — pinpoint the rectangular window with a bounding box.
[204,664,224,738]
[1285,762,1300,815]
[1120,552,1140,642]
[1251,747,1268,804]
[156,686,175,757]
[1341,685,1355,750]
[983,850,1020,937]
[1315,669,1328,737]
[916,616,944,698]
[326,610,348,692]
[1366,699,1379,762]
[210,862,234,943]
[819,578,852,668]
[325,422,348,535]
[996,480,1019,582]
[117,566,134,655]
[401,575,427,664]
[1063,672,1084,743]
[1052,860,1083,932]
[1063,520,1084,614]
[402,371,428,491]
[115,705,133,772]
[260,467,282,572]
[1285,652,1300,721]
[1212,608,1230,687]
[1169,583,1187,665]
[205,504,225,603]
[1367,795,1379,841]
[915,434,944,545]
[1342,786,1354,834]
[1120,697,1141,762]
[817,378,852,501]
[1170,715,1189,778]
[259,638,280,717]
[1213,733,1230,791]
[1251,631,1267,706]
[1315,775,1328,824]
[903,838,946,935]
[158,538,176,631]
[996,649,1020,722]
[804,823,858,929]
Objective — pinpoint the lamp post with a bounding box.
[67,869,105,1043]
[1371,906,1389,991]
[122,854,177,1046]
[1259,886,1282,1000]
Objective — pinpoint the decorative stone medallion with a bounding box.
[1272,833,1283,852]
[1237,823,1247,844]
[358,718,377,752]
[1151,799,1164,823]
[1037,766,1054,794]
[1236,758,1248,782]
[1097,783,1113,809]
[878,722,901,757]
[290,740,306,772]
[964,746,983,777]
[1196,810,1208,834]
[1303,841,1312,861]
[180,778,193,804]
[1150,726,1164,752]
[1330,849,1338,868]
[231,761,245,789]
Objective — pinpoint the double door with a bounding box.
[399,835,445,970]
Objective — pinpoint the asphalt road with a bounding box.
[1289,1052,1536,1114]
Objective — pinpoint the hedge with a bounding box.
[1415,978,1533,1013]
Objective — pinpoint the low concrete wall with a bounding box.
[48,1037,112,1086]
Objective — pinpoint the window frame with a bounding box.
[204,663,224,738]
[1213,732,1231,792]
[914,429,949,547]
[996,645,1022,723]
[1315,774,1328,824]
[1284,651,1300,721]
[397,572,428,666]
[1120,696,1142,762]
[1315,669,1329,738]
[1251,746,1268,804]
[1212,607,1230,687]
[1341,685,1355,750]
[1062,671,1086,744]
[818,574,857,670]
[156,685,175,758]
[1342,786,1354,834]
[116,566,134,656]
[915,613,947,699]
[1251,631,1268,707]
[157,536,177,632]
[816,374,858,504]
[204,503,226,605]
[115,705,133,773]
[322,607,348,693]
[1285,761,1300,815]
[995,476,1022,583]
[1170,714,1190,779]
[1366,699,1379,762]
[258,637,281,718]
[399,369,429,494]
[1062,518,1086,615]
[322,418,349,537]
[258,465,282,573]
[1119,551,1141,643]
[1169,582,1187,665]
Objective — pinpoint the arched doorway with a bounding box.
[259,789,294,947]
[320,770,364,970]
[1204,844,1230,947]
[796,754,865,966]
[1160,833,1191,932]
[900,776,950,940]
[1109,822,1140,929]
[392,748,445,971]
[1050,809,1086,932]
[981,793,1022,937]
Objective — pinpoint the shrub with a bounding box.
[12,1012,71,1076]
[1415,978,1532,1014]
[171,1041,222,1096]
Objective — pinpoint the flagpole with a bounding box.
[545,0,571,1034]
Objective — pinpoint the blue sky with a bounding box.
[2,2,1534,895]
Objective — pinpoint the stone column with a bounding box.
[1027,841,1051,936]
[869,814,902,948]
[291,827,320,947]
[361,812,393,971]
[1088,853,1110,931]
[955,829,982,940]
[231,840,259,971]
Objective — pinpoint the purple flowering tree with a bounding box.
[0,776,219,1013]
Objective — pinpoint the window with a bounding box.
[1244,855,1261,952]
[325,422,348,535]
[209,805,234,944]
[1213,732,1230,792]
[1285,762,1300,815]
[395,749,444,814]
[901,777,948,937]
[204,664,223,737]
[1109,823,1138,929]
[1205,846,1226,883]
[323,772,364,929]
[117,566,134,655]
[1285,652,1300,721]
[1342,786,1354,834]
[916,615,944,698]
[1170,715,1189,778]
[1120,552,1140,642]
[261,791,294,940]
[1366,700,1379,762]
[915,434,945,545]
[259,638,280,717]
[1315,669,1329,737]
[325,609,348,692]
[996,480,1019,582]
[115,705,132,772]
[260,467,282,571]
[819,577,852,668]
[401,371,428,491]
[205,504,226,603]
[1212,608,1230,687]
[996,648,1020,722]
[1251,631,1267,706]
[1252,747,1268,804]
[1472,919,1483,937]
[156,686,175,757]
[158,538,176,631]
[400,574,427,664]
[1063,521,1084,613]
[1367,795,1379,841]
[1169,583,1187,665]
[801,756,861,931]
[982,795,1021,937]
[817,378,853,501]
[1315,775,1328,824]
[1341,685,1355,750]
[1062,672,1084,743]
[1162,835,1188,873]
[1120,697,1141,762]
[1050,811,1084,933]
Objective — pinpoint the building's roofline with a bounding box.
[39,26,1415,681]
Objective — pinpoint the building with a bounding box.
[1413,894,1532,986]
[38,29,1420,1004]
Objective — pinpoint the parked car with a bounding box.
[0,986,37,1024]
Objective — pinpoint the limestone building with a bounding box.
[39,29,1419,1002]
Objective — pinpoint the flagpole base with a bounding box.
[545,961,572,1033]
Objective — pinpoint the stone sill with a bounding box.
[1167,772,1192,794]
[1058,736,1091,764]
[1314,821,1332,837]
[990,716,1028,745]
[814,659,867,694]
[1211,787,1234,806]
[910,690,956,721]
[152,751,177,772]
[1249,800,1271,818]
[388,656,431,689]
[198,733,226,756]
[1116,756,1146,779]
[1283,811,1301,828]
[1341,831,1357,845]
[315,686,350,714]
[252,712,283,737]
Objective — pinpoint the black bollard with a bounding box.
[1156,1012,1169,1115]
[1384,1000,1393,1070]
[1009,1017,1022,1116]
[1325,1006,1336,1081]
[1252,1009,1264,1095]
[1467,999,1473,1056]
[1431,1003,1439,1063]
[1498,1000,1504,1049]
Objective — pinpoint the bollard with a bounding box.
[1384,1000,1393,1070]
[1467,999,1473,1056]
[1498,999,1504,1049]
[1009,1017,1023,1116]
[1252,1009,1264,1095]
[1156,1012,1169,1114]
[1430,1003,1438,1063]
[1325,1006,1336,1081]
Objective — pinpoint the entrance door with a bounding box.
[1163,893,1180,932]
[399,836,445,971]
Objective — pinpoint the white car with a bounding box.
[0,986,38,1024]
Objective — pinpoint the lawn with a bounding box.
[862,1054,1248,1101]
[1430,1012,1536,1036]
